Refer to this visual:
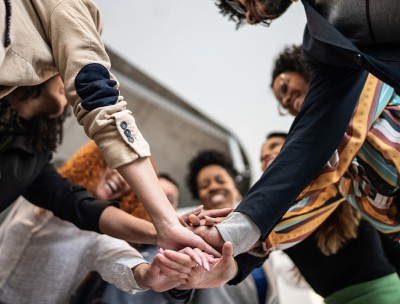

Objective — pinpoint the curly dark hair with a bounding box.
[270,44,311,87]
[215,0,292,28]
[2,81,70,153]
[186,149,238,200]
[215,0,247,28]
[29,108,70,152]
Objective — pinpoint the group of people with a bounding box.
[1,0,400,303]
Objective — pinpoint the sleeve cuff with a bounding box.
[215,212,261,256]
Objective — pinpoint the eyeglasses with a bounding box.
[226,0,247,16]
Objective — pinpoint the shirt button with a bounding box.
[124,129,131,137]
[127,136,134,143]
[353,53,365,67]
[120,121,128,129]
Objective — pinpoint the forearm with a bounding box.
[99,206,157,245]
[118,158,179,227]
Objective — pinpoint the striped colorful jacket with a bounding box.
[266,74,400,250]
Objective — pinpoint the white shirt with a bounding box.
[0,197,147,304]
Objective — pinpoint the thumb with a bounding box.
[221,241,233,258]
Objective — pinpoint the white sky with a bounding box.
[96,0,307,183]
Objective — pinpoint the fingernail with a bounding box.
[196,258,203,266]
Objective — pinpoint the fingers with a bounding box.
[178,215,189,227]
[200,207,233,218]
[179,247,214,271]
[188,214,201,227]
[221,241,233,258]
[187,215,224,227]
[203,215,225,226]
[154,250,194,278]
[198,238,221,258]
[180,205,204,225]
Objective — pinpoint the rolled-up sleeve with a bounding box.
[43,0,150,168]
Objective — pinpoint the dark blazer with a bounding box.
[236,0,400,240]
[0,132,115,232]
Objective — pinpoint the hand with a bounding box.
[189,225,225,253]
[185,213,226,227]
[155,220,222,260]
[134,247,213,292]
[176,242,238,289]
[179,206,233,227]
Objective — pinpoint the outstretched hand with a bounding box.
[175,242,238,289]
[133,246,212,292]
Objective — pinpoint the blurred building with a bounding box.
[54,46,251,208]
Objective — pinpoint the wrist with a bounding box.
[132,263,150,290]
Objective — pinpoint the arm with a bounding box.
[23,161,157,244]
[37,1,217,255]
[91,236,211,293]
[219,65,369,253]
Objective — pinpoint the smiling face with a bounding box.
[272,71,308,116]
[260,136,285,171]
[93,168,131,201]
[196,165,241,210]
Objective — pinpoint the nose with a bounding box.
[207,180,221,192]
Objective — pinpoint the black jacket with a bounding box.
[236,0,400,240]
[0,132,115,232]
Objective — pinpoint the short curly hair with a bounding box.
[215,0,247,28]
[270,44,311,87]
[58,141,150,221]
[186,149,238,200]
[215,0,292,28]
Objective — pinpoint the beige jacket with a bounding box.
[0,0,150,168]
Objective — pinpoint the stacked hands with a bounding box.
[134,206,238,291]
